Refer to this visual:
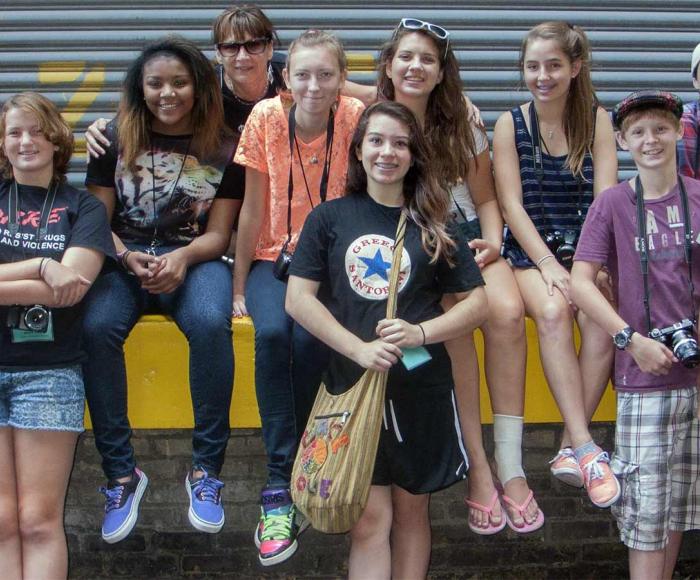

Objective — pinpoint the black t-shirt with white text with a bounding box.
[290,194,484,394]
[85,121,239,245]
[0,180,115,369]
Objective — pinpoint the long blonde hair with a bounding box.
[520,21,598,178]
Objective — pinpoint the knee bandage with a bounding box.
[493,414,526,484]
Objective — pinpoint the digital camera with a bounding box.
[6,304,51,333]
[649,318,700,369]
[544,230,578,269]
[272,245,293,282]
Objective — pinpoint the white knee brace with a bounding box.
[493,414,526,484]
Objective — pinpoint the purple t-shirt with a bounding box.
[574,176,700,392]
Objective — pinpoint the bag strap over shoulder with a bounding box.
[385,212,407,319]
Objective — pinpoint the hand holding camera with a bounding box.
[627,333,677,375]
[40,259,91,307]
[123,251,165,282]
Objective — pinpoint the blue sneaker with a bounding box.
[185,469,225,533]
[99,468,148,544]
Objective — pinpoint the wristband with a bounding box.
[39,257,52,279]
[418,323,426,346]
[117,249,132,271]
[536,254,554,269]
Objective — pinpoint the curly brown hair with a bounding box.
[0,92,73,182]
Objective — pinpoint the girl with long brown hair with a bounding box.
[286,100,487,579]
[374,19,541,534]
[494,21,619,508]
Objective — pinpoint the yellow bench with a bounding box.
[85,316,616,429]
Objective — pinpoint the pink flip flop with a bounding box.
[464,490,507,535]
[501,490,545,533]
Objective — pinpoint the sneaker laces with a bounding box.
[582,451,611,483]
[260,508,294,542]
[191,476,224,504]
[549,447,575,465]
[99,485,124,513]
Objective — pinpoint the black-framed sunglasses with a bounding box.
[216,36,271,57]
[394,18,451,58]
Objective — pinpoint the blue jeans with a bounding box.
[82,246,234,480]
[246,260,328,486]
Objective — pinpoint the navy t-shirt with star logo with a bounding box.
[289,193,484,394]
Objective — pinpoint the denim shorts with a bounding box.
[0,365,84,432]
[611,387,700,551]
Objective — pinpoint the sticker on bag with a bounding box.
[296,411,351,500]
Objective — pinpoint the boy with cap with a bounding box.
[571,90,700,579]
[678,43,700,178]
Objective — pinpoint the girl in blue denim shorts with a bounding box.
[0,92,113,579]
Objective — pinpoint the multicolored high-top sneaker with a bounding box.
[255,488,309,566]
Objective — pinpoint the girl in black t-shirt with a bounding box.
[83,36,238,543]
[0,92,111,579]
[287,102,486,579]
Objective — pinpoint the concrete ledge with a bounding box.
[88,316,616,429]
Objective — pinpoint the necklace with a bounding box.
[148,135,193,254]
[222,70,270,106]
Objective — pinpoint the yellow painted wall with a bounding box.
[85,316,616,429]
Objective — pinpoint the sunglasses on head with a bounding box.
[216,36,270,57]
[395,18,451,57]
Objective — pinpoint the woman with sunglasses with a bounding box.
[372,18,541,534]
[493,22,619,508]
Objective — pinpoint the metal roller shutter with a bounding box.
[2,1,700,183]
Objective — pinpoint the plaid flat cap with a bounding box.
[612,90,683,129]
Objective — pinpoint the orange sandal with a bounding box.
[464,490,507,535]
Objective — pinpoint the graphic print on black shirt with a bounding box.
[290,194,484,394]
[85,121,239,245]
[0,180,114,369]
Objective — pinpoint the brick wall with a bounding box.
[66,425,700,579]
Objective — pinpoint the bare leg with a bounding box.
[662,531,684,580]
[560,309,614,448]
[0,428,21,580]
[15,429,78,580]
[514,269,592,448]
[390,486,431,580]
[482,260,538,524]
[629,547,665,580]
[349,485,392,580]
[444,324,501,530]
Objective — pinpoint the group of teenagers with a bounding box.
[1,4,699,579]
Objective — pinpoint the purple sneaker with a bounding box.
[99,468,148,544]
[185,469,225,533]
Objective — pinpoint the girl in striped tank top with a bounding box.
[493,22,621,508]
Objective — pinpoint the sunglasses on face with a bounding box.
[394,18,451,58]
[216,37,270,57]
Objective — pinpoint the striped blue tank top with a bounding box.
[503,104,594,267]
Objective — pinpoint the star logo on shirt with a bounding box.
[345,234,411,301]
[359,249,392,281]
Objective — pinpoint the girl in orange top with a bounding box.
[232,29,364,566]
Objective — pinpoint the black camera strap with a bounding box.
[529,102,585,233]
[8,179,59,258]
[634,175,696,334]
[283,103,335,249]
